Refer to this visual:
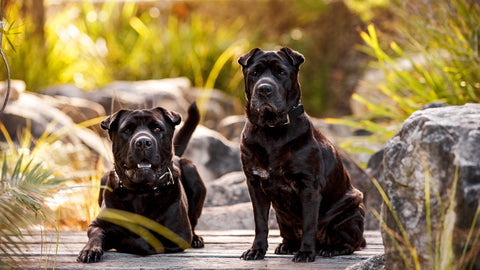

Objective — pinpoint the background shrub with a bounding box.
[329,0,480,155]
[2,0,381,117]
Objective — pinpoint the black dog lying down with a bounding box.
[78,103,206,263]
[238,48,366,262]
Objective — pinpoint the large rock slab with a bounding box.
[204,171,249,207]
[346,254,385,270]
[43,78,243,130]
[382,103,480,269]
[183,125,242,182]
[196,202,278,230]
[0,92,111,168]
[86,78,192,116]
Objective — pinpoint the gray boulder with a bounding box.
[42,83,88,99]
[43,79,244,131]
[0,92,111,163]
[197,202,278,230]
[340,149,380,230]
[382,103,480,269]
[188,88,243,130]
[183,125,242,182]
[217,115,245,142]
[38,94,106,128]
[362,148,385,231]
[346,254,385,270]
[87,78,192,115]
[204,171,249,207]
[197,202,255,230]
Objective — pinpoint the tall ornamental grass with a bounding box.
[329,0,480,153]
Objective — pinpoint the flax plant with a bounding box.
[0,154,64,267]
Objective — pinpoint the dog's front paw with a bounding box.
[292,250,315,262]
[191,234,204,248]
[240,248,266,260]
[77,245,104,263]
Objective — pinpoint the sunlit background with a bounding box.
[3,0,392,117]
[1,0,479,231]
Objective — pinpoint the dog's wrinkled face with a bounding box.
[238,47,305,127]
[101,107,181,190]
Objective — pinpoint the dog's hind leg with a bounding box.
[317,195,366,257]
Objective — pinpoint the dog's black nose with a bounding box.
[257,84,273,96]
[135,136,153,149]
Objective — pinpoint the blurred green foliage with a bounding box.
[6,2,250,96]
[363,0,480,119]
[4,0,478,143]
[329,0,480,153]
[3,0,379,117]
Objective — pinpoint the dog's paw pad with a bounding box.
[292,250,315,262]
[191,235,204,248]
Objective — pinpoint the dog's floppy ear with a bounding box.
[238,48,262,68]
[279,47,305,68]
[156,107,182,126]
[101,110,126,136]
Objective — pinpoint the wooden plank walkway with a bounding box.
[12,230,383,269]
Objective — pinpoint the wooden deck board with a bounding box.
[11,230,383,269]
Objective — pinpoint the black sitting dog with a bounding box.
[78,103,206,263]
[238,48,366,262]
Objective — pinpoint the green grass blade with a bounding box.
[371,176,421,269]
[1,153,7,181]
[98,208,191,251]
[372,208,412,270]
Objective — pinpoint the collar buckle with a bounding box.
[153,168,173,191]
[269,104,304,127]
[114,169,124,189]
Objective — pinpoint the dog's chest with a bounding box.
[110,191,172,217]
[250,157,300,199]
[255,167,303,215]
[242,126,321,196]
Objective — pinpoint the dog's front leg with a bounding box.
[241,174,271,260]
[77,225,106,263]
[293,183,321,262]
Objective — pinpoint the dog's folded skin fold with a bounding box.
[238,48,366,263]
[78,103,206,263]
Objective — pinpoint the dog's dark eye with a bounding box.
[122,125,135,134]
[154,127,162,133]
[278,69,287,76]
[250,71,258,77]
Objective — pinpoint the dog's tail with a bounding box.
[174,102,200,157]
